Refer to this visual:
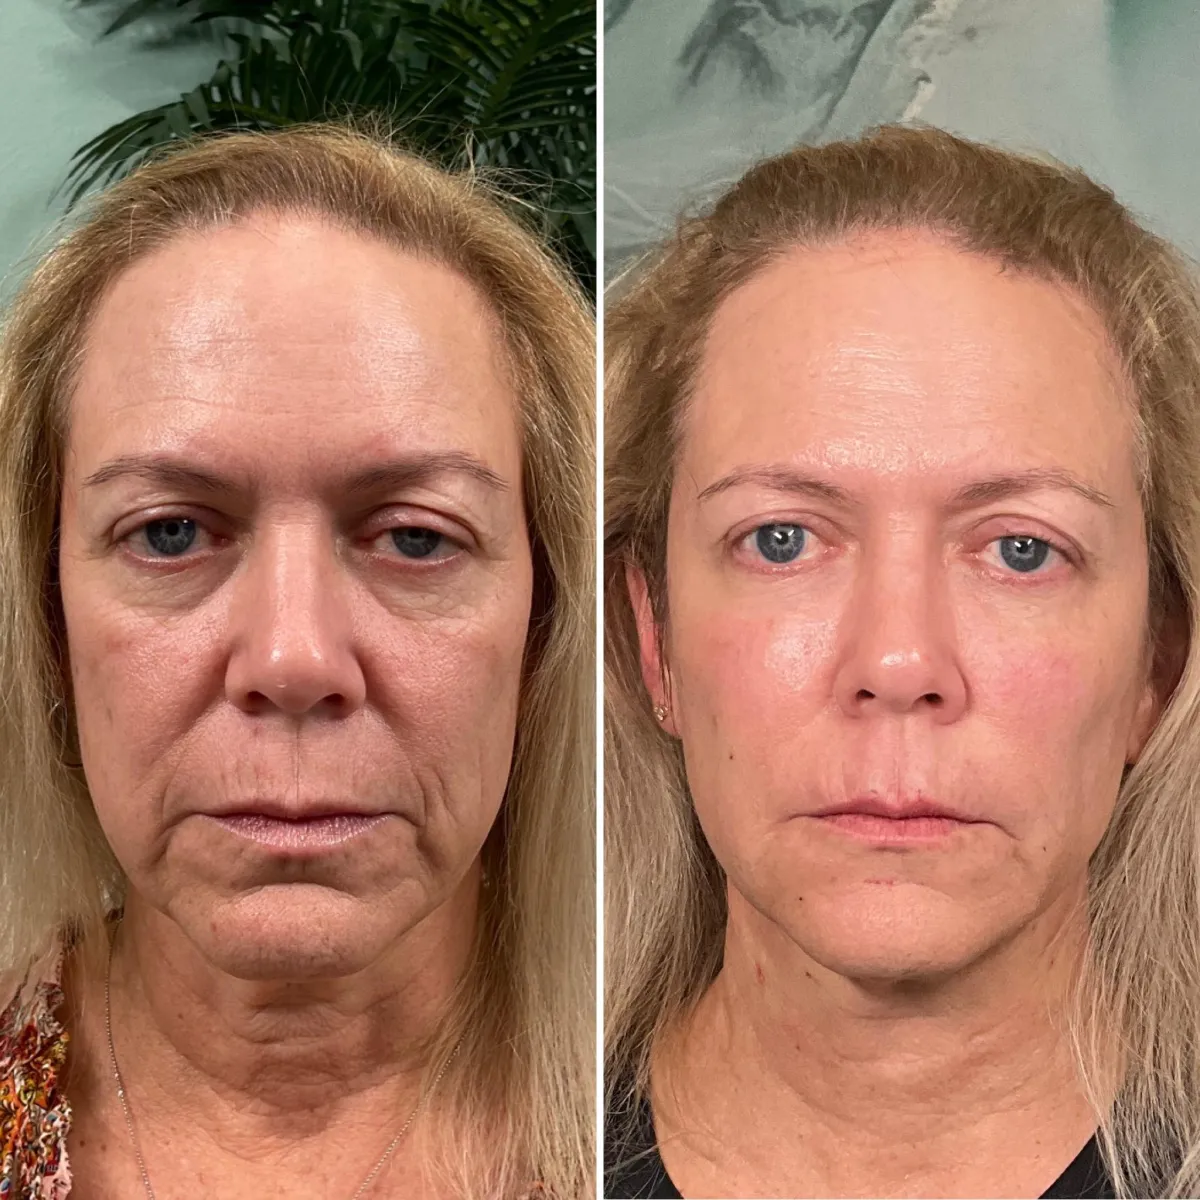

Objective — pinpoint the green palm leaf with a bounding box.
[66,0,595,293]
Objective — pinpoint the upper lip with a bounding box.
[811,795,983,823]
[206,801,384,822]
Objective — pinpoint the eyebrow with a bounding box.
[696,465,1115,511]
[82,450,509,496]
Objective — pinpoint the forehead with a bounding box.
[683,231,1136,494]
[68,211,518,478]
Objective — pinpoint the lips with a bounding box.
[197,799,394,853]
[807,795,989,843]
[206,800,386,821]
[206,811,390,851]
[811,795,979,823]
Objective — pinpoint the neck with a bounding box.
[119,879,474,1109]
[657,882,1100,1195]
[65,867,479,1176]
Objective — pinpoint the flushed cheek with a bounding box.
[675,609,835,730]
[672,612,836,824]
[762,616,840,695]
[970,660,1134,861]
[966,623,1140,778]
[964,598,1096,709]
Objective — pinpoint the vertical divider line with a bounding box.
[594,0,607,1192]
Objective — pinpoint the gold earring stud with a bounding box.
[653,704,668,722]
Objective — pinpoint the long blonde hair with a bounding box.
[605,124,1200,1198]
[0,123,594,1200]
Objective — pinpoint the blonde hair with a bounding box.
[605,124,1200,1197]
[0,123,594,1199]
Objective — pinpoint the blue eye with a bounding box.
[997,535,1051,573]
[390,527,444,559]
[754,524,807,564]
[142,518,198,557]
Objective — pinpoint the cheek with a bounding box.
[972,639,1093,731]
[669,606,839,834]
[670,591,1143,849]
[673,609,837,732]
[963,587,1145,748]
[65,587,213,788]
[372,588,532,785]
[62,555,533,842]
[763,617,839,694]
[963,620,1141,835]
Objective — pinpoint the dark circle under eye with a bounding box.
[755,524,806,565]
[391,527,444,559]
[998,535,1050,573]
[144,518,197,557]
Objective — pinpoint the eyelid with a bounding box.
[731,523,1078,570]
[117,509,213,541]
[727,511,832,545]
[980,533,1070,574]
[367,527,463,568]
[730,519,824,568]
[363,505,477,551]
[118,516,221,563]
[972,519,1082,568]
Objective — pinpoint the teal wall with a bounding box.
[0,1,219,301]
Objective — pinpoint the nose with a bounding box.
[224,524,367,718]
[832,544,967,723]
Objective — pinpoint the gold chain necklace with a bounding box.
[104,922,461,1199]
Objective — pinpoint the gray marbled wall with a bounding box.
[605,0,1200,272]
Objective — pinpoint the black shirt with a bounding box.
[605,1092,1115,1199]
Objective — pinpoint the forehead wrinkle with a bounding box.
[82,213,514,400]
[70,226,522,477]
[684,237,1142,499]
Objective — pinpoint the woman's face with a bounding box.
[58,212,532,979]
[638,231,1163,981]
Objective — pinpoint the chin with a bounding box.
[775,885,1014,984]
[173,883,432,980]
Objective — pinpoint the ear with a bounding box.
[625,563,678,736]
[1127,604,1189,764]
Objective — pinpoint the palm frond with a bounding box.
[65,0,596,292]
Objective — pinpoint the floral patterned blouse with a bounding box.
[0,942,72,1198]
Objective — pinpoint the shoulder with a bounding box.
[0,941,74,1198]
[604,1084,680,1200]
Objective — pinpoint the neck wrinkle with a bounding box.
[102,868,478,1132]
[653,878,1100,1195]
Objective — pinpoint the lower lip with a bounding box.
[211,814,388,850]
[814,813,975,843]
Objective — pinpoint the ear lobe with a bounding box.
[625,563,677,735]
[1127,606,1189,764]
[1126,681,1159,765]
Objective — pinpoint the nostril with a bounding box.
[923,692,944,707]
[856,689,875,702]
[241,688,350,714]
